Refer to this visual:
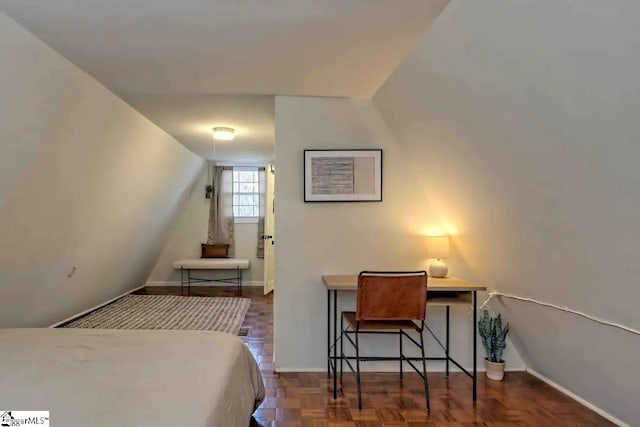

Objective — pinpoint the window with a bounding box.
[233,168,259,222]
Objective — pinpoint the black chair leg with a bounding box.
[419,325,431,412]
[340,314,344,382]
[355,325,362,410]
[399,331,403,381]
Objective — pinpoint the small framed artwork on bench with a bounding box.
[303,149,382,202]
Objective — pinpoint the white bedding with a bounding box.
[0,328,265,427]
[173,258,250,270]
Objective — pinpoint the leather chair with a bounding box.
[340,271,430,411]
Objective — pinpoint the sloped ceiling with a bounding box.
[0,12,205,327]
[0,0,449,163]
[373,0,640,424]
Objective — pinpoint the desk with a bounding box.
[323,274,486,403]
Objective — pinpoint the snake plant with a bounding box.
[478,310,509,363]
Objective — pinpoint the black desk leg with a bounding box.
[180,266,184,296]
[446,305,450,376]
[473,290,477,402]
[333,289,337,399]
[187,269,191,296]
[327,289,331,375]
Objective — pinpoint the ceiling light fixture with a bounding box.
[212,127,235,141]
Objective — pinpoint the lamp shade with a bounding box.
[426,235,449,260]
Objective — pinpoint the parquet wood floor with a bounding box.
[135,286,613,427]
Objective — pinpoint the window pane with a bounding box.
[238,194,252,205]
[233,206,239,217]
[239,182,257,193]
[233,183,239,193]
[237,171,254,182]
[233,195,239,205]
[238,205,253,217]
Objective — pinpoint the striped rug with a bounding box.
[63,295,251,335]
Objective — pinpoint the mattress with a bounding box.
[173,258,250,270]
[0,328,265,427]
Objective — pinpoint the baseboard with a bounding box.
[526,368,628,427]
[145,280,264,287]
[48,284,146,328]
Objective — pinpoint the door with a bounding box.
[263,164,275,294]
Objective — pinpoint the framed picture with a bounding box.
[304,149,382,202]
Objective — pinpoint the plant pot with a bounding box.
[484,358,505,381]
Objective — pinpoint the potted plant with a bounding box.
[205,185,213,199]
[478,309,509,380]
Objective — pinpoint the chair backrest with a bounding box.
[356,271,427,321]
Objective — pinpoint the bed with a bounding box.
[173,258,251,295]
[0,328,265,427]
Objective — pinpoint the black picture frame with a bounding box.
[303,149,383,202]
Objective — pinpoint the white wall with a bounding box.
[234,223,264,284]
[147,167,264,285]
[273,96,524,372]
[373,0,640,424]
[0,13,204,327]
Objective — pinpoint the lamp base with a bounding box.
[429,259,448,278]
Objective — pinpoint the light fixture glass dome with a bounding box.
[212,127,235,141]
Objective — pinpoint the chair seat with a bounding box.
[342,311,420,331]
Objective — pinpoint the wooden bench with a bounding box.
[172,259,250,295]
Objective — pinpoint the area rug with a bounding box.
[63,295,251,335]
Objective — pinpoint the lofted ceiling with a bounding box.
[0,0,449,163]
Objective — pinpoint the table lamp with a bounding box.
[427,235,450,278]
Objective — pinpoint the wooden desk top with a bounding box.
[322,275,486,292]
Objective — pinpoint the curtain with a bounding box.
[256,167,266,259]
[207,165,235,257]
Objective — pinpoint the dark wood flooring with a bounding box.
[135,286,612,426]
